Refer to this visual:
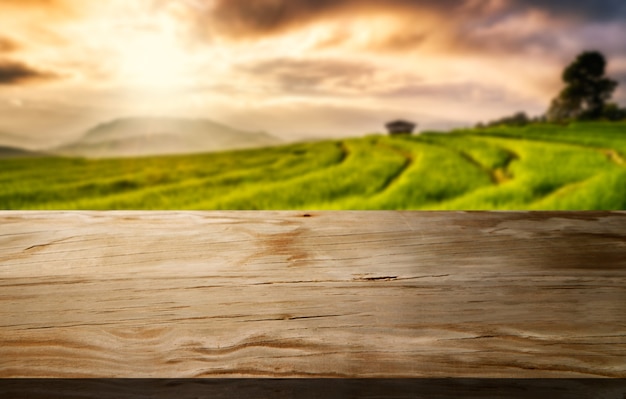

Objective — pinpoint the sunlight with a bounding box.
[120,34,189,88]
[118,28,191,89]
[97,0,199,91]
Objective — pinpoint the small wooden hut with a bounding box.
[385,120,416,135]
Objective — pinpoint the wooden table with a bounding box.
[1,211,625,394]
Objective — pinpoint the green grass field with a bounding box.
[1,122,625,210]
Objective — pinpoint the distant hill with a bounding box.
[0,145,45,158]
[0,131,36,150]
[53,117,281,157]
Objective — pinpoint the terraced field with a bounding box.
[1,122,625,210]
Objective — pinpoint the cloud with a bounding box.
[0,0,73,13]
[238,58,381,96]
[1,0,64,4]
[202,0,626,38]
[0,0,88,51]
[0,37,20,53]
[513,0,626,22]
[1,0,624,141]
[0,0,80,27]
[207,0,347,37]
[190,0,626,61]
[0,59,58,85]
[0,0,61,6]
[199,0,491,45]
[379,81,504,102]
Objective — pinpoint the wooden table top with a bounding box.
[1,211,625,378]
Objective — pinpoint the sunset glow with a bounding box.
[0,0,625,146]
[117,29,191,89]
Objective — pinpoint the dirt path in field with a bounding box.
[601,149,625,166]
[491,149,519,184]
[374,141,414,193]
[456,150,517,185]
[400,136,518,186]
[476,132,626,168]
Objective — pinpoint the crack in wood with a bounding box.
[242,314,344,322]
[1,211,625,378]
[355,276,398,281]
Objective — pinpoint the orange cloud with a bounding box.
[0,0,115,27]
[0,59,59,85]
[0,37,20,53]
[188,0,625,58]
[0,0,73,13]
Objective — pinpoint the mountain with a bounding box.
[53,117,281,158]
[0,131,36,150]
[0,130,43,157]
[0,145,45,158]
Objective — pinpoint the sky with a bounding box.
[1,0,625,147]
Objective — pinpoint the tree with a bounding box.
[547,51,618,122]
[602,103,626,121]
[480,111,530,128]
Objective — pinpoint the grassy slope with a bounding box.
[1,122,625,210]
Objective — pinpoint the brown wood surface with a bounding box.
[0,211,625,378]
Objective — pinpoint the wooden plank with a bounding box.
[0,211,625,378]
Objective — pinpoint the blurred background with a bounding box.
[1,0,625,210]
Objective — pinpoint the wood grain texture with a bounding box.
[0,211,625,378]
